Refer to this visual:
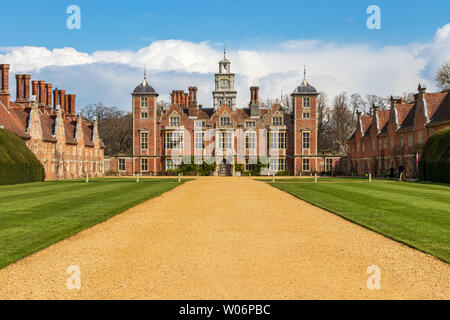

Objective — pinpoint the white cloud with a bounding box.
[1,24,449,111]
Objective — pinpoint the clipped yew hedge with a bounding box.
[0,128,45,185]
[419,128,450,183]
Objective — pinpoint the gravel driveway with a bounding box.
[0,177,448,299]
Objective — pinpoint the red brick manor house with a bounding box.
[108,53,340,176]
[0,64,104,180]
[347,85,450,178]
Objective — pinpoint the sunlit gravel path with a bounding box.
[0,177,448,299]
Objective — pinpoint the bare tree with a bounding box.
[81,103,132,156]
[329,92,354,154]
[157,100,170,113]
[435,61,450,90]
[279,93,292,114]
[366,94,389,112]
[402,92,416,104]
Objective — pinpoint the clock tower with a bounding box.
[212,48,237,110]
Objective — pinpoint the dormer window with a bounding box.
[141,97,148,108]
[272,117,283,126]
[245,121,256,128]
[220,116,231,126]
[169,117,180,126]
[303,97,310,108]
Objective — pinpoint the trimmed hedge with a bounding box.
[419,128,450,183]
[0,128,45,185]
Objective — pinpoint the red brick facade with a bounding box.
[108,61,340,176]
[0,64,105,180]
[347,85,450,178]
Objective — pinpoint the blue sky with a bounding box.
[0,1,449,110]
[2,0,449,51]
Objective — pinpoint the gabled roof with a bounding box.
[398,102,417,131]
[428,92,450,126]
[423,92,447,119]
[0,103,102,148]
[360,115,373,137]
[395,104,414,126]
[0,103,30,139]
[64,118,77,144]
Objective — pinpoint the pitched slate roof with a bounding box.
[398,102,417,131]
[360,115,373,137]
[423,92,447,119]
[428,92,450,126]
[0,103,102,148]
[0,102,30,139]
[396,104,414,126]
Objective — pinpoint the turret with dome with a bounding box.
[293,66,318,95]
[133,69,158,96]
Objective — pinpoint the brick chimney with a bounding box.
[188,86,198,117]
[171,90,179,105]
[38,81,46,105]
[15,75,23,102]
[249,86,260,117]
[53,89,60,111]
[188,86,198,107]
[45,83,52,106]
[65,94,69,114]
[22,75,31,106]
[67,94,76,116]
[59,90,66,112]
[0,64,10,110]
[31,80,39,99]
[177,90,182,106]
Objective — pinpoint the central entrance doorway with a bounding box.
[218,159,232,176]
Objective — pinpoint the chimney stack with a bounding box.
[31,80,39,98]
[178,91,182,106]
[188,86,198,107]
[53,89,60,111]
[59,90,66,113]
[38,81,46,105]
[45,83,52,107]
[67,94,76,116]
[188,86,198,117]
[184,93,188,107]
[250,86,259,104]
[249,86,260,117]
[0,64,10,110]
[65,94,69,114]
[22,75,31,106]
[171,90,177,105]
[15,75,23,102]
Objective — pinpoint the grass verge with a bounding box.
[270,179,450,263]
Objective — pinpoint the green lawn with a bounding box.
[0,178,186,269]
[270,180,450,263]
[255,177,378,182]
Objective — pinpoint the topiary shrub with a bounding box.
[0,128,45,185]
[419,128,450,183]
